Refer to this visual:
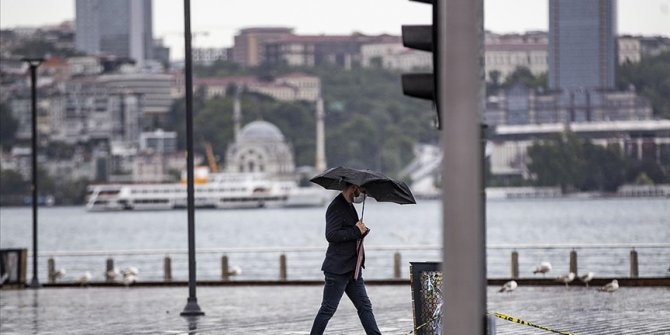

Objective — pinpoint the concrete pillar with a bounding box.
[630,249,639,278]
[221,255,229,281]
[279,254,287,281]
[393,252,402,279]
[47,258,55,284]
[106,258,114,283]
[164,256,172,282]
[511,251,519,279]
[569,250,578,276]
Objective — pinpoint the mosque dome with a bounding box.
[238,121,285,142]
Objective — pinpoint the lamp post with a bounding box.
[21,57,45,289]
[180,0,204,317]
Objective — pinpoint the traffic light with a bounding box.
[401,0,441,129]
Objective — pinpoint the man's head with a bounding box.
[342,182,364,203]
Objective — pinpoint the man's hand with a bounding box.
[356,220,368,234]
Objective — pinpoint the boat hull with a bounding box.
[86,173,329,211]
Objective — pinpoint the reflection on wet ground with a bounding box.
[1,285,668,334]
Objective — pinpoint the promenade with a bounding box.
[1,284,669,334]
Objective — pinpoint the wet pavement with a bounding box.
[1,284,669,334]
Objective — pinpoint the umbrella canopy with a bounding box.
[310,166,416,205]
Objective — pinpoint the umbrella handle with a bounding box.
[361,194,366,221]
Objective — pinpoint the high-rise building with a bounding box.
[548,0,617,92]
[75,0,154,64]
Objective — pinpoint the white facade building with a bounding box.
[187,73,320,102]
[360,43,431,71]
[618,36,641,64]
[192,48,229,66]
[484,32,548,81]
[67,56,103,76]
[139,129,177,153]
[225,121,295,175]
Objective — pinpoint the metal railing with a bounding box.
[31,243,670,283]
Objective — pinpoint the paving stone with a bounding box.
[1,285,668,334]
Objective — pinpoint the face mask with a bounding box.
[353,193,366,204]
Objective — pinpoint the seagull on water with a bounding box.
[105,268,120,282]
[227,265,242,276]
[123,266,139,277]
[533,261,552,276]
[498,280,518,293]
[599,279,619,293]
[53,268,66,281]
[123,273,137,286]
[77,271,92,286]
[122,267,139,286]
[579,272,595,287]
[556,272,575,287]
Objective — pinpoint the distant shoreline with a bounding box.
[2,188,669,207]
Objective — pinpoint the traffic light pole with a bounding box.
[439,0,486,334]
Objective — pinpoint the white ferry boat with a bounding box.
[86,171,330,211]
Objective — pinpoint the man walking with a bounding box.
[310,182,381,335]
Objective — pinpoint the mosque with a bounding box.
[222,95,327,177]
[224,120,295,175]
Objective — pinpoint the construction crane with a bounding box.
[203,142,219,173]
[160,31,210,40]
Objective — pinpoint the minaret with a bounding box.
[315,96,327,172]
[233,87,241,142]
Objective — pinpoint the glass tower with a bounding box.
[548,0,617,93]
[75,0,154,62]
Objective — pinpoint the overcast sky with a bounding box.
[1,0,669,59]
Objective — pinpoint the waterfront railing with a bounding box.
[28,243,670,284]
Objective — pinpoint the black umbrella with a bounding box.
[310,166,416,217]
[309,166,388,191]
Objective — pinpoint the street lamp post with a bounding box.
[21,57,45,289]
[180,0,204,317]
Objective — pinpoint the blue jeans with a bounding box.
[310,271,381,335]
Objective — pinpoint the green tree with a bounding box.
[55,177,90,205]
[164,88,207,151]
[502,67,547,91]
[618,52,670,119]
[13,39,82,58]
[487,70,502,95]
[527,132,584,192]
[0,103,18,150]
[0,169,30,205]
[44,141,76,160]
[580,142,627,192]
[625,159,667,185]
[527,132,668,192]
[0,169,29,195]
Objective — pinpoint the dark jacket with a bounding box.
[321,193,365,274]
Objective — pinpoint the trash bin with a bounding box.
[0,248,28,289]
[410,262,496,335]
[410,262,443,335]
